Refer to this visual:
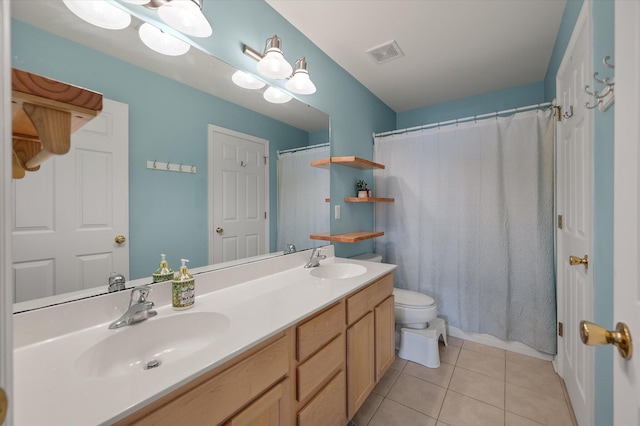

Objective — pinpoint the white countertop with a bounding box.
[13,249,396,425]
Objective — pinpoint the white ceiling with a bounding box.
[267,0,567,112]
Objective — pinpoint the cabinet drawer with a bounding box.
[133,335,290,426]
[297,370,347,426]
[297,335,344,403]
[346,273,393,326]
[224,379,290,426]
[297,301,344,362]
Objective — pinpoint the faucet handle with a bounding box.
[130,285,152,304]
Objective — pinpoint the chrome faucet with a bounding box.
[108,272,126,293]
[304,247,326,268]
[108,285,157,329]
[284,244,297,254]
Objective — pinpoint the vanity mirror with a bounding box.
[11,0,330,311]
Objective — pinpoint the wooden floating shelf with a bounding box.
[310,231,384,243]
[11,68,103,179]
[344,197,394,203]
[310,156,385,170]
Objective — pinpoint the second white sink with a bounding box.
[74,312,230,378]
[310,263,367,279]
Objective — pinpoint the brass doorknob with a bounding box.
[216,227,223,234]
[580,320,632,360]
[115,235,126,244]
[569,254,588,270]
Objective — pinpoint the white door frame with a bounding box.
[0,1,13,424]
[613,0,640,423]
[207,125,270,264]
[555,2,594,425]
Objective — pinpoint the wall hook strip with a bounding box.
[146,160,196,174]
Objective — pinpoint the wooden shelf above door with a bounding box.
[310,156,385,170]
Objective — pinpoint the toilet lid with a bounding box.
[393,288,435,308]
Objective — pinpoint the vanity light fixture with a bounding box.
[157,0,212,38]
[138,23,191,56]
[231,70,266,90]
[256,35,293,80]
[285,57,316,95]
[263,86,292,104]
[63,0,131,30]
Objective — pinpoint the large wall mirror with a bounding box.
[11,0,330,312]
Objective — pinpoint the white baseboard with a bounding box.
[447,325,555,362]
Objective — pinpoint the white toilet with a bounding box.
[352,253,447,368]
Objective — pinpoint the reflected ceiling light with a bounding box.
[263,86,292,104]
[285,57,316,95]
[63,0,131,30]
[256,35,293,80]
[121,0,149,4]
[139,23,190,56]
[157,0,212,38]
[232,70,266,90]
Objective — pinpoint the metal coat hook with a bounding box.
[603,55,615,69]
[584,55,615,112]
[563,106,574,119]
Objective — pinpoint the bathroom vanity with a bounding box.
[13,247,395,425]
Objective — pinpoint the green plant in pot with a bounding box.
[356,179,370,198]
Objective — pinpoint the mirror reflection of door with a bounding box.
[12,99,129,302]
[208,125,268,264]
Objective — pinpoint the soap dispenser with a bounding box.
[172,258,195,310]
[152,254,173,283]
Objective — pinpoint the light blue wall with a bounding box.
[544,1,614,424]
[397,81,545,130]
[12,20,312,280]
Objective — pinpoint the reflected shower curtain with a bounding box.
[374,110,556,354]
[277,145,330,252]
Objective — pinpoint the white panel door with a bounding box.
[613,1,640,424]
[556,4,594,425]
[12,99,129,302]
[209,125,268,264]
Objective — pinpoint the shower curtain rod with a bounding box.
[373,101,553,139]
[277,142,329,156]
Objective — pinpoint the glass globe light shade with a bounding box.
[139,23,190,56]
[263,86,292,104]
[231,71,266,90]
[158,0,212,38]
[257,50,293,80]
[285,70,316,95]
[63,0,131,30]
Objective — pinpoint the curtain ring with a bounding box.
[191,165,195,173]
[179,164,183,172]
[166,161,171,170]
[153,160,157,169]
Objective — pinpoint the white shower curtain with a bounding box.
[277,145,330,252]
[374,109,556,354]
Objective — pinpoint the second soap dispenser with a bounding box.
[172,258,195,310]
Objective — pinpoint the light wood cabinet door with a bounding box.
[225,379,290,426]
[346,311,375,418]
[297,371,346,426]
[375,296,395,381]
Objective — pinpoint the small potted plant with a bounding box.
[356,179,370,198]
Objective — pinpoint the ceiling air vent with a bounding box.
[366,40,404,64]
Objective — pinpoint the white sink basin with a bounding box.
[74,312,230,378]
[310,263,367,279]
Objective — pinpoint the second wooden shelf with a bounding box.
[310,231,384,243]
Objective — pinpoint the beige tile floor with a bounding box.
[353,337,577,426]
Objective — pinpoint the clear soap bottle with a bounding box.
[172,258,195,310]
[152,254,174,283]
